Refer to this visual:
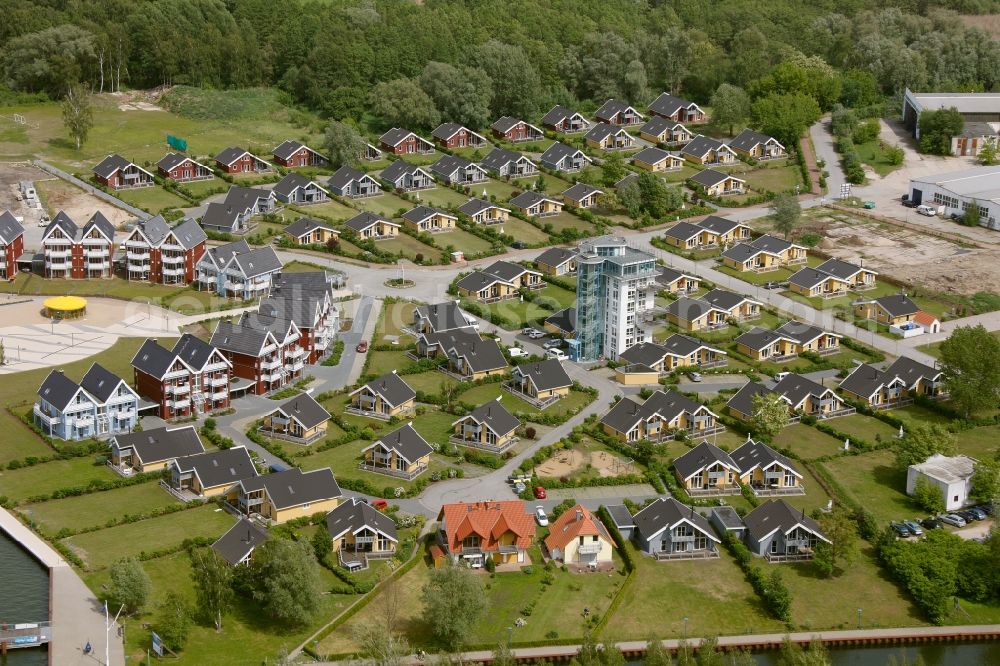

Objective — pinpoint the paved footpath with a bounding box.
[0,509,124,666]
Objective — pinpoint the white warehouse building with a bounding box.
[908,166,1000,231]
[906,453,977,512]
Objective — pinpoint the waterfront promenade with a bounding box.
[0,508,124,666]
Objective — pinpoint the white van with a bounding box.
[916,205,939,217]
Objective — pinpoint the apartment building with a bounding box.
[195,239,283,299]
[210,316,305,395]
[132,335,232,419]
[34,364,140,441]
[41,211,115,279]
[123,216,207,284]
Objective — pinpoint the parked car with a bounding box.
[903,520,924,536]
[689,372,702,382]
[535,506,549,526]
[514,482,526,494]
[542,339,564,350]
[902,199,918,208]
[966,507,988,521]
[533,486,547,500]
[957,509,981,523]
[921,517,943,530]
[511,241,527,249]
[774,372,790,382]
[371,499,389,510]
[509,473,531,485]
[356,341,368,353]
[974,504,993,516]
[900,193,909,203]
[916,204,939,217]
[522,327,535,335]
[527,329,546,339]
[508,346,526,357]
[762,281,782,290]
[890,522,912,538]
[940,513,967,527]
[545,348,568,361]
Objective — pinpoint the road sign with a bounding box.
[151,631,164,657]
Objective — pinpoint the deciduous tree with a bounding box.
[710,83,750,136]
[913,476,945,514]
[601,152,627,188]
[61,82,93,150]
[970,455,1000,504]
[770,193,801,239]
[918,108,964,155]
[815,507,859,577]
[190,547,234,630]
[939,325,1000,417]
[323,121,367,169]
[750,391,789,440]
[109,556,152,614]
[751,92,821,148]
[252,539,324,626]
[420,563,487,650]
[369,78,441,131]
[419,62,493,130]
[894,423,956,470]
[155,591,192,651]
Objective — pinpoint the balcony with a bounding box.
[577,542,604,555]
[32,405,60,426]
[128,262,150,273]
[209,390,228,401]
[208,376,229,388]
[128,251,151,261]
[285,346,305,359]
[358,461,427,480]
[162,267,185,277]
[261,371,283,383]
[169,384,191,396]
[124,240,149,249]
[87,262,110,271]
[172,398,191,410]
[261,344,278,356]
[204,362,229,373]
[261,358,281,371]
[160,243,184,252]
[82,238,109,246]
[47,249,70,259]
[45,261,69,270]
[284,360,305,372]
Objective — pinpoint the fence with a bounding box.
[32,160,151,221]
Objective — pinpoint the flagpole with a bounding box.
[105,600,109,666]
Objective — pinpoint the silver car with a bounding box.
[535,506,549,526]
[940,513,967,527]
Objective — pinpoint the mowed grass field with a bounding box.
[18,481,180,535]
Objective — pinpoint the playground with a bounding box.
[534,439,640,480]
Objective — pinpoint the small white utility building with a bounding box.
[908,166,1000,231]
[906,453,978,512]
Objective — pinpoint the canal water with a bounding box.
[0,530,48,665]
[755,641,1000,664]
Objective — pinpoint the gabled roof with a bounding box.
[238,311,300,343]
[773,373,836,410]
[662,333,724,358]
[204,239,251,268]
[210,319,276,356]
[431,123,485,143]
[862,294,920,318]
[420,329,507,373]
[743,499,829,545]
[542,105,585,126]
[697,215,745,236]
[379,128,429,147]
[458,198,510,217]
[438,500,535,554]
[491,116,541,135]
[131,339,181,379]
[656,266,697,286]
[430,154,483,179]
[380,159,431,182]
[167,218,207,249]
[540,142,591,166]
[454,397,520,438]
[534,246,575,268]
[585,122,628,142]
[284,217,337,239]
[173,333,228,372]
[595,99,642,121]
[663,221,706,242]
[173,446,257,490]
[838,363,887,398]
[510,190,560,209]
[619,342,671,368]
[513,359,572,392]
[722,242,774,263]
[345,211,399,233]
[789,267,840,289]
[214,147,264,166]
[632,146,676,165]
[725,381,776,417]
[632,497,718,544]
[44,210,79,242]
[212,518,269,566]
[111,425,205,465]
[544,307,575,336]
[600,389,713,435]
[885,356,942,389]
[735,327,796,352]
[638,116,685,137]
[258,296,324,329]
[666,297,723,321]
[402,206,455,224]
[351,371,416,407]
[681,135,728,158]
[79,363,132,403]
[749,234,796,254]
[728,128,783,153]
[480,147,533,172]
[37,370,87,411]
[83,211,115,242]
[156,152,210,173]
[544,504,615,552]
[325,497,398,542]
[774,321,837,346]
[364,423,433,464]
[0,210,25,245]
[701,288,759,312]
[647,93,700,118]
[239,467,341,510]
[229,246,283,278]
[674,441,739,480]
[561,183,603,202]
[273,139,323,161]
[689,169,740,188]
[413,302,475,334]
[731,438,801,479]
[814,258,876,281]
[274,172,329,198]
[328,165,373,191]
[93,153,151,179]
[200,202,242,231]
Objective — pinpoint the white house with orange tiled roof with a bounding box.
[543,504,616,567]
[436,500,535,568]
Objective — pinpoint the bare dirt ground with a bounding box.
[535,448,637,478]
[34,176,133,227]
[112,89,166,112]
[797,208,1000,296]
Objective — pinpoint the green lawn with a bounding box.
[375,300,417,339]
[828,414,900,445]
[376,233,440,262]
[18,481,179,535]
[605,544,783,639]
[539,211,594,235]
[918,330,1000,360]
[780,547,924,631]
[772,424,844,461]
[953,425,1000,460]
[854,140,904,178]
[819,450,919,523]
[177,178,227,201]
[0,409,55,465]
[303,199,359,222]
[534,283,577,310]
[0,456,117,502]
[355,192,415,218]
[497,218,553,246]
[411,186,470,210]
[479,179,521,201]
[462,296,554,329]
[84,550,355,665]
[63,503,236,569]
[410,408,461,449]
[437,228,495,256]
[402,370,462,397]
[739,164,802,194]
[365,350,414,376]
[456,383,594,422]
[115,186,191,214]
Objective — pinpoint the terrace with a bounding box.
[357,460,428,480]
[501,382,561,410]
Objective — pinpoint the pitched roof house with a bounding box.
[594,99,644,126]
[168,446,257,497]
[561,183,603,209]
[431,123,488,149]
[213,147,271,174]
[743,499,830,560]
[544,505,616,567]
[839,356,945,407]
[156,153,213,182]
[379,128,434,155]
[326,497,399,568]
[479,148,538,178]
[731,438,804,496]
[273,173,330,205]
[228,467,341,524]
[272,140,329,168]
[361,422,434,480]
[379,160,435,191]
[437,500,536,567]
[673,441,741,496]
[490,117,543,143]
[687,169,746,196]
[600,390,722,443]
[728,129,785,160]
[327,166,382,198]
[92,154,154,189]
[212,518,269,566]
[539,142,592,173]
[631,497,720,559]
[348,370,416,420]
[451,397,520,454]
[647,93,707,124]
[429,155,488,184]
[110,425,205,474]
[542,105,589,133]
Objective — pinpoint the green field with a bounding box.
[354,192,414,218]
[303,199,359,222]
[498,218,553,246]
[374,300,417,340]
[456,383,594,422]
[18,481,180,535]
[365,350,413,376]
[377,233,441,262]
[410,186,470,210]
[437,228,494,255]
[918,330,1000,359]
[854,140,904,178]
[63,503,237,568]
[819,449,919,523]
[0,456,117,502]
[114,185,191,214]
[0,409,55,465]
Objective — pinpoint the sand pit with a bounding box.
[536,448,637,478]
[536,449,584,477]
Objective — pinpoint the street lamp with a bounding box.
[507,626,513,648]
[857,607,863,630]
[683,616,689,639]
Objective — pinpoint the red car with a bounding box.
[356,341,368,353]
[371,498,388,510]
[533,486,547,500]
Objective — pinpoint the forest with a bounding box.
[3,0,1000,127]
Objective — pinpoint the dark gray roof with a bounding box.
[632,497,716,543]
[328,165,368,191]
[430,154,480,178]
[542,105,584,125]
[673,441,739,480]
[432,123,482,142]
[540,142,587,165]
[367,423,433,463]
[688,169,732,188]
[273,271,337,297]
[92,153,132,178]
[46,211,79,240]
[711,505,745,530]
[458,198,508,217]
[175,446,257,489]
[273,139,322,161]
[731,438,799,477]
[885,356,941,388]
[480,147,529,172]
[210,319,274,356]
[595,99,639,121]
[380,128,423,147]
[773,373,833,409]
[461,398,520,438]
[870,294,919,317]
[284,217,336,239]
[326,497,398,542]
[620,342,670,367]
[258,296,324,329]
[0,211,25,245]
[681,135,726,158]
[414,302,474,333]
[169,218,207,249]
[648,93,698,117]
[514,359,572,391]
[814,258,874,281]
[200,202,241,231]
[697,215,743,236]
[702,288,754,312]
[380,160,429,182]
[604,504,635,530]
[113,425,205,464]
[632,146,672,164]
[663,221,704,241]
[37,370,84,411]
[838,363,885,398]
[238,310,298,341]
[131,339,178,379]
[275,172,327,198]
[129,216,167,247]
[656,266,695,286]
[345,211,396,233]
[600,389,709,435]
[278,393,330,430]
[173,333,223,371]
[214,147,256,166]
[534,247,575,268]
[482,260,534,283]
[510,190,559,209]
[722,242,767,263]
[544,307,575,335]
[80,363,129,402]
[212,518,269,566]
[585,122,621,142]
[491,116,531,134]
[402,206,454,224]
[663,333,719,357]
[562,183,602,202]
[240,467,341,510]
[774,321,832,346]
[725,381,774,417]
[735,327,792,352]
[424,330,507,373]
[749,234,794,254]
[206,239,252,266]
[666,297,718,321]
[84,211,115,242]
[743,500,827,545]
[788,267,832,289]
[222,185,274,211]
[638,116,679,137]
[231,246,282,278]
[156,152,197,172]
[728,128,781,153]
[357,371,416,407]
